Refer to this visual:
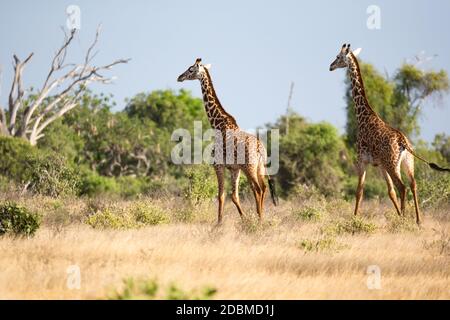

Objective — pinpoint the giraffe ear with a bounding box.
[352,48,362,57]
[204,64,211,70]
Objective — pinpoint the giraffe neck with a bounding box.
[199,70,239,132]
[347,53,379,129]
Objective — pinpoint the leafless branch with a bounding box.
[0,26,129,145]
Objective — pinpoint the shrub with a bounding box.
[293,206,324,222]
[183,165,216,204]
[28,152,80,197]
[109,278,217,300]
[0,202,41,237]
[86,202,170,229]
[384,212,419,233]
[416,170,450,209]
[86,208,133,230]
[131,201,170,225]
[79,170,119,197]
[0,136,79,197]
[343,171,386,200]
[324,216,377,236]
[299,236,344,253]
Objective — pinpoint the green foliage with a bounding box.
[343,168,387,200]
[414,143,450,208]
[324,216,377,236]
[79,170,120,196]
[109,278,217,300]
[433,133,450,163]
[38,118,84,164]
[0,136,79,197]
[293,206,324,222]
[86,208,133,230]
[125,89,208,132]
[27,152,80,197]
[0,202,41,237]
[345,62,449,146]
[299,236,344,253]
[267,114,346,197]
[86,201,169,229]
[183,165,217,204]
[384,212,419,233]
[131,201,170,225]
[0,136,35,183]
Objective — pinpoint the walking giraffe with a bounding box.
[177,58,278,224]
[329,44,450,225]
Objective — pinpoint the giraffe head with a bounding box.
[329,43,362,71]
[177,58,211,82]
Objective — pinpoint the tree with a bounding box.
[0,27,129,145]
[267,113,346,197]
[41,89,206,179]
[125,89,208,132]
[345,62,449,146]
[433,133,450,164]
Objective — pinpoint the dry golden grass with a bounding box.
[0,194,449,299]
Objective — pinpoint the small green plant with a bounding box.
[131,201,170,226]
[323,216,377,236]
[109,278,217,300]
[293,206,323,221]
[0,202,41,237]
[299,236,344,253]
[86,208,133,230]
[183,165,216,204]
[86,202,170,229]
[238,216,274,235]
[385,212,419,233]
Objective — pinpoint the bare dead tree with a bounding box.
[0,26,129,145]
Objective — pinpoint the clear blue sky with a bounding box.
[1,0,449,142]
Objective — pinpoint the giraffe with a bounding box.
[329,43,450,225]
[177,58,278,224]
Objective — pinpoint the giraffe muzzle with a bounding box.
[177,75,185,82]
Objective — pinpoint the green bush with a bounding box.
[384,212,419,233]
[109,278,217,300]
[299,236,345,253]
[343,170,387,200]
[79,169,119,196]
[0,136,36,183]
[28,152,80,197]
[183,165,216,204]
[0,136,79,197]
[86,208,133,230]
[0,202,41,237]
[293,206,324,222]
[131,201,170,225]
[324,216,377,236]
[86,201,170,229]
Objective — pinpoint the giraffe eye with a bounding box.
[189,67,194,72]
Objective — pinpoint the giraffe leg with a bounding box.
[354,162,367,216]
[387,165,407,216]
[380,168,401,216]
[214,165,225,225]
[244,167,263,221]
[230,169,245,219]
[402,153,421,225]
[257,163,267,215]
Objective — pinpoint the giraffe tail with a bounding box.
[403,144,450,172]
[267,176,279,206]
